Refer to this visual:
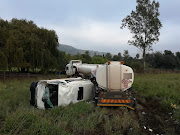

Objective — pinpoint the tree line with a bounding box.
[72,50,180,72]
[0,18,179,73]
[0,18,69,73]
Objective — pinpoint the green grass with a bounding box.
[0,73,180,135]
[134,73,180,110]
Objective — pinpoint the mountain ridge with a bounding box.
[58,44,107,57]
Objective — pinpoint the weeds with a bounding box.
[134,73,180,108]
[0,73,180,134]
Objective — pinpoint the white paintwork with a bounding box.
[65,60,102,77]
[96,61,134,91]
[77,64,102,76]
[65,60,134,91]
[65,60,82,76]
[35,77,94,109]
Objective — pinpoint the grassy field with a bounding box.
[0,73,179,135]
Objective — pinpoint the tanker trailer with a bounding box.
[95,61,135,110]
[65,60,135,110]
[65,60,102,78]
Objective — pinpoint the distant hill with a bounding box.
[58,44,107,57]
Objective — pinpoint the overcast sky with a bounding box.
[0,0,180,56]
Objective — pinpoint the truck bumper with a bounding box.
[97,103,135,110]
[97,90,135,110]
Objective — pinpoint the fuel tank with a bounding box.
[96,61,134,91]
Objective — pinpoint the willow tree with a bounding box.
[121,0,162,72]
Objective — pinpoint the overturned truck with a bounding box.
[30,78,94,109]
[66,60,136,110]
[30,60,135,110]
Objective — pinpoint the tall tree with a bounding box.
[175,52,180,69]
[105,52,112,61]
[121,0,162,72]
[163,50,176,69]
[123,50,130,60]
[0,18,61,72]
[82,51,91,63]
[136,53,140,59]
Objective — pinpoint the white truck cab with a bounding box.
[30,77,94,109]
[65,60,82,76]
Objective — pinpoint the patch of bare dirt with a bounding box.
[135,94,180,135]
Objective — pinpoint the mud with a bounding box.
[135,94,180,135]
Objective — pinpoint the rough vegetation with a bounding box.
[0,73,179,135]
